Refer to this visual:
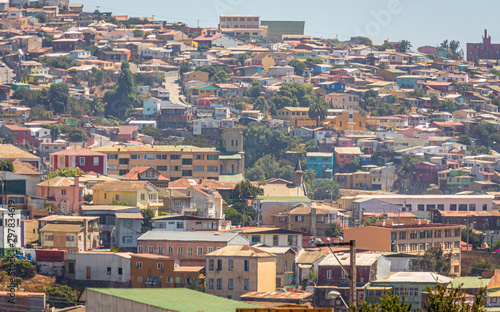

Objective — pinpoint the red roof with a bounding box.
[118,125,138,135]
[122,166,169,181]
[4,124,29,131]
[51,149,105,156]
[194,34,223,41]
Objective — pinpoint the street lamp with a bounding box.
[328,290,349,310]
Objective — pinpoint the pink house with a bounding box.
[36,176,84,214]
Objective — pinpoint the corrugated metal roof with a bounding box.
[138,231,249,243]
[318,253,382,267]
[206,245,275,258]
[376,272,452,284]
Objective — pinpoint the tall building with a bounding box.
[467,29,500,61]
[219,15,259,29]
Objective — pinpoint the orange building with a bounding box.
[277,107,316,128]
[130,253,176,288]
[325,109,366,131]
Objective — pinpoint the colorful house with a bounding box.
[306,152,334,178]
[50,149,107,175]
[35,176,84,214]
[142,97,161,116]
[334,147,362,169]
[91,180,162,212]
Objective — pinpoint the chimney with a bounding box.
[310,208,317,236]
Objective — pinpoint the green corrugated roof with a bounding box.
[448,277,490,289]
[257,196,311,202]
[260,21,305,35]
[85,288,262,312]
[219,173,244,182]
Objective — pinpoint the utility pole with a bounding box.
[317,240,357,309]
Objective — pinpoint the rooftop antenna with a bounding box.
[197,20,200,28]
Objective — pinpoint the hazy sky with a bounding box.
[78,0,500,49]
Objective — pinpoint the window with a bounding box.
[208,278,214,290]
[251,235,261,243]
[157,262,163,270]
[341,270,347,280]
[327,270,332,279]
[445,229,452,237]
[148,246,154,254]
[118,267,122,275]
[182,170,192,176]
[228,259,234,271]
[418,204,425,211]
[459,204,467,211]
[438,204,444,211]
[171,155,181,160]
[216,278,222,290]
[410,231,417,239]
[177,246,183,255]
[158,246,163,255]
[207,155,218,160]
[176,222,184,229]
[450,204,457,211]
[273,235,278,246]
[207,166,218,172]
[195,155,204,160]
[66,235,75,242]
[295,216,304,222]
[136,262,143,269]
[207,247,213,253]
[108,154,118,160]
[197,246,203,255]
[157,166,167,171]
[79,157,85,166]
[399,231,407,239]
[171,166,180,171]
[141,194,145,201]
[194,166,204,171]
[44,235,53,241]
[156,154,168,160]
[138,245,144,253]
[187,247,193,255]
[426,204,435,211]
[244,279,249,290]
[61,189,67,195]
[168,246,174,255]
[469,204,476,211]
[244,260,249,271]
[182,158,193,165]
[131,154,140,160]
[107,267,111,275]
[209,259,214,271]
[483,204,488,211]
[217,259,222,271]
[228,279,234,290]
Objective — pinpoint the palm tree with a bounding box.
[308,96,328,127]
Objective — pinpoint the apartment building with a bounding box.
[131,253,176,288]
[137,231,249,266]
[219,15,260,29]
[38,215,100,252]
[343,220,464,275]
[92,145,220,180]
[205,245,276,300]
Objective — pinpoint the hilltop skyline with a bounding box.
[78,0,500,49]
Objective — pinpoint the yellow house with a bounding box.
[92,180,162,214]
[183,70,209,83]
[250,53,276,72]
[205,245,276,300]
[277,107,316,128]
[92,145,221,180]
[352,171,372,189]
[391,89,411,99]
[325,109,366,131]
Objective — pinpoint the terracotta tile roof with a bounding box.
[206,245,275,257]
[118,125,138,135]
[12,159,41,175]
[51,148,105,156]
[122,167,169,181]
[92,180,156,192]
[0,144,40,160]
[39,223,84,233]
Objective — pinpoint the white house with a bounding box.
[129,120,157,129]
[65,252,132,284]
[142,97,161,116]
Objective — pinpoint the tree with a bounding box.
[5,133,15,144]
[42,34,54,47]
[238,53,248,66]
[36,12,47,23]
[30,104,48,120]
[378,41,395,51]
[462,228,484,250]
[249,81,263,98]
[84,45,100,56]
[187,273,205,292]
[346,156,361,173]
[275,165,294,181]
[457,135,472,145]
[397,154,422,178]
[45,284,78,308]
[141,126,163,142]
[305,139,319,152]
[357,292,412,312]
[288,60,306,76]
[141,208,155,233]
[412,246,452,276]
[439,99,456,113]
[371,150,382,166]
[212,71,227,82]
[306,57,323,64]
[424,283,486,312]
[254,96,269,116]
[253,155,279,180]
[397,40,412,53]
[0,160,14,172]
[308,96,328,127]
[181,136,214,148]
[48,83,70,114]
[231,180,264,224]
[104,61,138,119]
[246,166,266,181]
[469,258,499,276]
[133,28,144,37]
[0,258,36,279]
[69,129,88,142]
[312,179,339,201]
[49,168,84,179]
[179,61,192,76]
[325,223,343,237]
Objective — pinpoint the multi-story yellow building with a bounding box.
[344,219,464,275]
[325,109,366,131]
[277,107,316,128]
[92,145,220,180]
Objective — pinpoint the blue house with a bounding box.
[143,97,161,115]
[396,75,424,89]
[318,81,345,94]
[313,64,333,74]
[306,152,334,178]
[395,65,421,75]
